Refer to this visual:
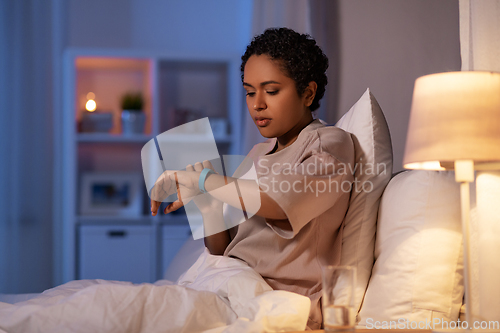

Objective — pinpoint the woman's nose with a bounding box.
[253,92,266,111]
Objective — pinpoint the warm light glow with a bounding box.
[404,161,446,170]
[86,92,95,100]
[85,99,96,112]
[403,71,500,170]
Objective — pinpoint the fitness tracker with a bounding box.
[198,168,215,193]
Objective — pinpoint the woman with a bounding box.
[151,27,355,329]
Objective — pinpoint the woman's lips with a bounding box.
[255,117,271,126]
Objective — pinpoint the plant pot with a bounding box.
[121,110,145,135]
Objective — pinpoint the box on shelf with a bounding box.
[80,111,113,133]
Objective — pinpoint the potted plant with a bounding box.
[120,92,145,135]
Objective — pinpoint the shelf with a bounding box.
[60,48,242,284]
[75,56,153,136]
[77,133,231,144]
[156,213,201,224]
[77,215,153,225]
[76,214,193,226]
[77,133,153,143]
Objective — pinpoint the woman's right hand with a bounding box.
[150,160,222,216]
[150,168,199,216]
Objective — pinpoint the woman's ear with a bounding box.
[303,81,317,107]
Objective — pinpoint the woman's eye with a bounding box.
[246,92,255,97]
[267,90,278,95]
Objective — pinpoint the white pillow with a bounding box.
[335,88,393,314]
[358,170,464,325]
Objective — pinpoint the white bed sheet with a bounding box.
[0,249,310,333]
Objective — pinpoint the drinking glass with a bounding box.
[322,265,357,332]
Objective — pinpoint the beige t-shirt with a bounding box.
[224,119,355,329]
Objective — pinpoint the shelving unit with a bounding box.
[60,48,243,283]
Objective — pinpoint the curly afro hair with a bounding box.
[241,27,328,112]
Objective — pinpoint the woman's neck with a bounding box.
[275,114,314,153]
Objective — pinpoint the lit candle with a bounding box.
[85,92,96,112]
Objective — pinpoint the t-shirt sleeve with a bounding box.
[261,130,355,239]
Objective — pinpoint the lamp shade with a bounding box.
[403,71,500,170]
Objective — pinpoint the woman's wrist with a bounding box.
[198,168,215,193]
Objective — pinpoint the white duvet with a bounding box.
[0,250,310,333]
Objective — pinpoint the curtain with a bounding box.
[0,0,57,293]
[459,0,500,71]
[459,0,500,323]
[242,0,340,154]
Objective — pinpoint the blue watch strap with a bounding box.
[198,168,215,193]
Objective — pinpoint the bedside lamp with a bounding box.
[403,71,500,328]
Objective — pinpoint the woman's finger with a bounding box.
[151,199,161,216]
[202,160,214,170]
[186,164,194,172]
[194,161,203,172]
[164,200,184,214]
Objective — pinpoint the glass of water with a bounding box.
[321,265,357,332]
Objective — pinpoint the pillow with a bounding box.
[358,170,464,325]
[334,88,393,315]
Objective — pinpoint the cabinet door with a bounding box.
[79,225,153,283]
[161,224,192,279]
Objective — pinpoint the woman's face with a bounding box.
[243,55,316,150]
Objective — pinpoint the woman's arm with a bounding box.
[149,163,296,250]
[151,170,294,231]
[150,170,288,220]
[204,174,288,220]
[202,209,232,255]
[204,230,231,255]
